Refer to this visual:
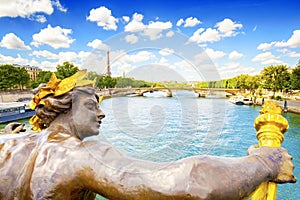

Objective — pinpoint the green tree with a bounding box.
[224,78,237,89]
[260,65,290,97]
[115,78,134,88]
[87,71,100,81]
[55,62,79,79]
[102,76,117,88]
[234,74,251,90]
[31,71,53,88]
[247,75,261,94]
[290,65,300,89]
[0,64,21,89]
[16,67,30,90]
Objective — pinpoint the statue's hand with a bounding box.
[247,145,297,184]
[3,122,26,134]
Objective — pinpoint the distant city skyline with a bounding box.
[0,0,299,81]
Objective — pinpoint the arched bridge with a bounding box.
[99,87,240,97]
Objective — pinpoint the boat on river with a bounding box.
[229,96,253,105]
[0,102,35,124]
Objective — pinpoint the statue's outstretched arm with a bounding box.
[79,141,295,200]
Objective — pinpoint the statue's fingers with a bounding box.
[275,173,297,184]
[247,145,259,155]
[3,122,23,134]
[11,124,25,134]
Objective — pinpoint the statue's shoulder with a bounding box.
[0,132,39,146]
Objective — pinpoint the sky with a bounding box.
[0,0,300,82]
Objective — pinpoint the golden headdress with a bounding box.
[29,69,99,132]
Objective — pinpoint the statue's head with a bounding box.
[71,86,105,139]
[29,70,105,139]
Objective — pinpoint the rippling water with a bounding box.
[1,91,299,199]
[98,91,299,199]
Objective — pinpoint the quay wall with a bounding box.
[0,90,33,102]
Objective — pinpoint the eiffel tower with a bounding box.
[105,50,111,77]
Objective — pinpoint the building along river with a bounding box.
[1,91,299,199]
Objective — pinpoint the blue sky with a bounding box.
[0,0,300,81]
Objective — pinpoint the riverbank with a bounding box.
[1,90,300,114]
[252,98,300,114]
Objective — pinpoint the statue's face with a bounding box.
[72,87,105,140]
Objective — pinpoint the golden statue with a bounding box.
[0,71,296,199]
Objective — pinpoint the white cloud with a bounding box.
[261,59,284,65]
[148,21,172,29]
[228,50,243,60]
[258,30,300,50]
[87,39,109,50]
[176,18,184,26]
[0,0,66,22]
[0,53,30,65]
[185,17,201,27]
[31,24,75,49]
[124,13,146,32]
[124,51,156,63]
[35,15,47,23]
[252,52,275,62]
[0,0,53,18]
[109,50,157,74]
[205,48,226,59]
[252,51,283,65]
[273,41,287,48]
[87,6,118,31]
[144,21,172,40]
[286,30,300,47]
[276,48,289,53]
[257,42,275,51]
[39,60,57,71]
[123,16,130,23]
[57,51,78,64]
[218,62,257,79]
[166,31,174,37]
[284,30,300,48]
[189,28,220,43]
[215,18,242,37]
[174,60,191,69]
[193,48,225,64]
[157,57,169,65]
[105,50,157,76]
[52,0,67,12]
[0,33,31,50]
[31,50,58,60]
[176,17,201,27]
[287,51,300,58]
[188,18,243,44]
[125,34,139,44]
[159,48,174,56]
[142,29,163,40]
[124,13,172,40]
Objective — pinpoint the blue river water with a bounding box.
[97,91,299,200]
[0,91,299,199]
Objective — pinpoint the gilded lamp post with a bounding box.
[251,101,289,200]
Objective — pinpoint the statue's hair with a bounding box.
[35,92,73,126]
[35,86,97,127]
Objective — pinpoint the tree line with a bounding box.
[1,62,300,97]
[196,64,300,97]
[0,62,152,90]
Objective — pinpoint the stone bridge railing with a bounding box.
[97,87,240,98]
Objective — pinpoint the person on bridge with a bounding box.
[0,70,296,199]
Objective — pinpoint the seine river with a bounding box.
[97,91,299,199]
[1,91,299,199]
